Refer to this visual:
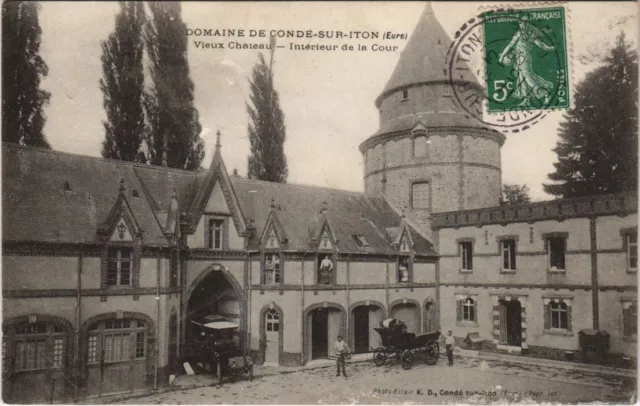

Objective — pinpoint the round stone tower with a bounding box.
[360,3,505,230]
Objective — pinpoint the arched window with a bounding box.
[87,319,148,364]
[3,322,67,372]
[462,298,475,322]
[266,310,279,332]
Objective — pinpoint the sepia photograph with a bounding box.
[1,1,638,404]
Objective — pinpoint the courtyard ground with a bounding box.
[117,352,637,404]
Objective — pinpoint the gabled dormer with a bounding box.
[97,179,143,298]
[98,179,143,243]
[390,212,415,283]
[310,201,338,285]
[260,199,288,286]
[185,131,247,250]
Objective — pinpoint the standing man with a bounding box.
[334,335,350,377]
[445,331,455,366]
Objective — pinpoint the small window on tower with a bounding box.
[401,89,409,101]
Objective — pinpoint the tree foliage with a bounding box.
[502,184,531,205]
[246,52,288,182]
[144,2,204,170]
[544,33,638,198]
[100,2,146,162]
[2,1,51,148]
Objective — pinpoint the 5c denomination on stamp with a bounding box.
[483,7,569,112]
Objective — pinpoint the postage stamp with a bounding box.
[444,3,572,133]
[482,7,569,112]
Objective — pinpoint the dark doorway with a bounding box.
[506,300,522,346]
[311,309,328,359]
[353,306,369,353]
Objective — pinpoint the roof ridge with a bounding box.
[2,142,199,176]
[231,177,368,195]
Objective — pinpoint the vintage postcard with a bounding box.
[1,1,637,404]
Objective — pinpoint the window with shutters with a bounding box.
[456,297,477,326]
[623,301,637,340]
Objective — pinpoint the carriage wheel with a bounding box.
[424,341,439,365]
[401,350,413,370]
[373,349,386,366]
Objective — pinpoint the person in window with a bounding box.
[319,255,333,284]
[398,258,409,282]
[265,255,274,284]
[334,335,350,377]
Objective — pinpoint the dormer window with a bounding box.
[397,255,412,282]
[352,235,370,247]
[401,88,409,101]
[207,218,224,250]
[264,253,281,284]
[63,181,72,192]
[107,247,132,286]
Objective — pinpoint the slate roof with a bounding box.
[2,143,436,256]
[3,144,182,246]
[375,2,480,107]
[231,177,436,255]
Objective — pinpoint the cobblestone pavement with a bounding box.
[122,355,637,404]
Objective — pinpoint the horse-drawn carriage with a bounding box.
[372,318,440,369]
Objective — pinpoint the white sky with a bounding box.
[38,1,638,201]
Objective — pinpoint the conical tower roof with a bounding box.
[375,2,479,107]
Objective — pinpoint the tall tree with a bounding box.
[100,2,146,162]
[144,2,203,170]
[544,33,638,198]
[502,184,531,205]
[246,48,288,182]
[2,1,51,148]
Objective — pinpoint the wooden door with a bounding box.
[327,309,342,357]
[265,310,280,364]
[425,303,437,333]
[368,307,383,349]
[499,301,508,344]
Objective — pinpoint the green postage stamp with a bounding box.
[482,7,569,112]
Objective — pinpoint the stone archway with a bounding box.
[182,264,247,351]
[349,301,386,353]
[303,302,346,362]
[389,298,421,334]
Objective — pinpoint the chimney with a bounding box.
[320,200,328,215]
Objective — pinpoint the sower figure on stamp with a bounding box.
[334,335,350,377]
[445,330,455,366]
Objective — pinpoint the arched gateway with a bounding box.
[182,264,247,350]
